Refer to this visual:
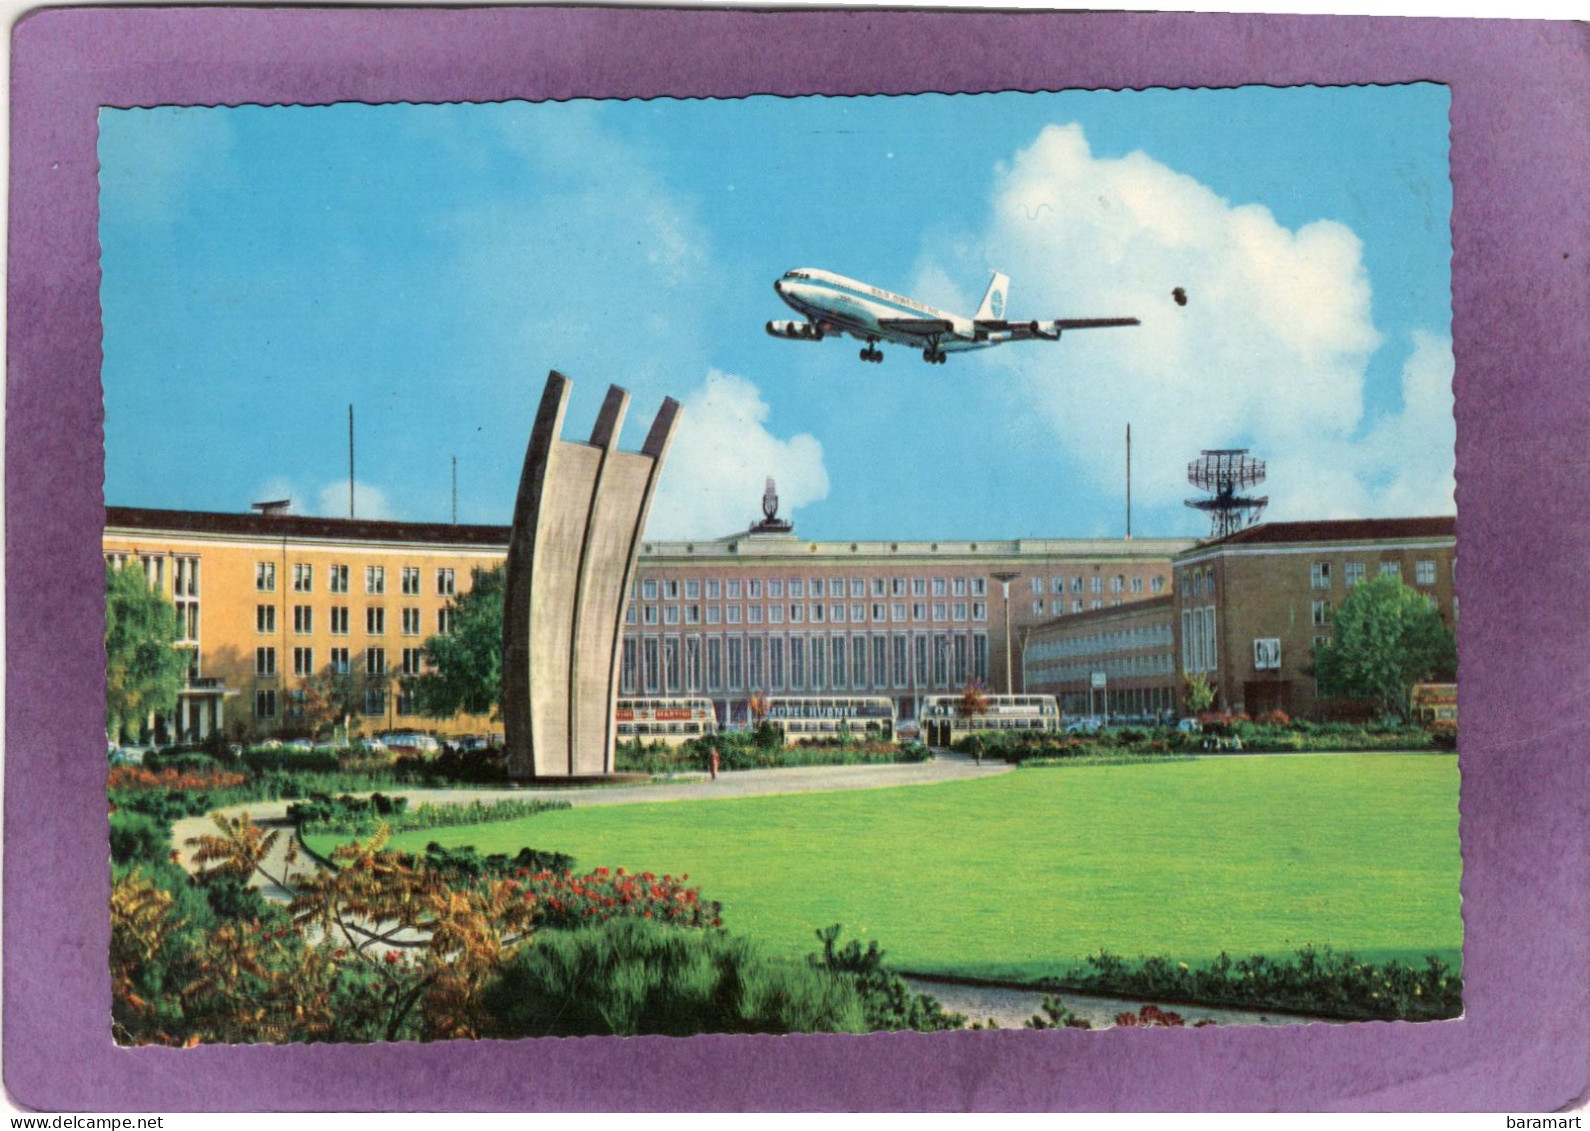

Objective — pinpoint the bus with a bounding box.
[614,697,718,746]
[762,696,897,743]
[919,694,1061,747]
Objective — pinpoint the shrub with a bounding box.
[518,866,721,931]
[109,810,172,866]
[1054,945,1460,1023]
[809,924,964,1032]
[293,796,569,838]
[481,917,871,1038]
[392,841,575,882]
[108,766,250,793]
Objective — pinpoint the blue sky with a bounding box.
[100,85,1454,541]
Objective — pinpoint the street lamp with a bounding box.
[992,571,1020,696]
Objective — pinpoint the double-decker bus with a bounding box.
[614,697,718,746]
[919,694,1061,747]
[761,696,896,743]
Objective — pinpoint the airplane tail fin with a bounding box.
[974,271,1010,321]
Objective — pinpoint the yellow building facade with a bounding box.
[104,507,505,743]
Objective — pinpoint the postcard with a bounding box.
[8,7,1589,1114]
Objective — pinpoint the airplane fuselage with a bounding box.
[772,268,990,353]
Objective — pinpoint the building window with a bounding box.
[952,578,967,597]
[438,608,456,635]
[329,565,349,594]
[660,579,679,601]
[932,603,947,622]
[174,556,200,597]
[1051,599,1064,615]
[642,579,659,601]
[892,603,907,622]
[872,636,888,688]
[953,603,968,622]
[366,607,385,635]
[707,637,723,691]
[256,605,276,633]
[1072,577,1083,594]
[330,648,350,675]
[767,579,783,599]
[972,602,987,621]
[330,607,349,635]
[256,562,276,591]
[402,607,421,635]
[293,563,313,592]
[871,603,887,622]
[788,579,804,599]
[1091,600,1102,611]
[788,605,802,624]
[363,688,387,717]
[912,602,927,621]
[255,647,276,676]
[402,647,424,676]
[767,638,784,689]
[1310,563,1332,589]
[706,579,721,599]
[810,604,824,623]
[365,566,385,595]
[1072,599,1083,613]
[1380,561,1402,580]
[932,578,947,597]
[726,606,741,625]
[1345,562,1366,588]
[1416,560,1437,586]
[1090,576,1103,594]
[175,601,200,642]
[831,604,846,623]
[726,579,742,599]
[366,647,386,675]
[1110,576,1124,594]
[789,637,805,689]
[1151,576,1164,594]
[748,580,763,599]
[685,579,701,599]
[891,578,907,597]
[870,578,886,598]
[767,606,782,625]
[748,606,763,625]
[1032,600,1044,616]
[1311,599,1332,627]
[892,634,909,686]
[437,568,456,596]
[912,578,927,597]
[851,636,868,687]
[1253,638,1281,670]
[255,689,277,719]
[727,637,744,690]
[621,638,639,694]
[626,604,638,626]
[292,646,314,676]
[293,605,312,634]
[643,638,661,693]
[402,566,421,595]
[1131,577,1144,594]
[1032,577,1044,595]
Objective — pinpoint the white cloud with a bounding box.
[314,480,392,521]
[917,123,1452,521]
[645,370,830,540]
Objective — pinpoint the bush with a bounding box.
[109,810,171,866]
[519,865,721,931]
[482,917,872,1038]
[391,841,575,882]
[292,796,569,838]
[809,925,964,1032]
[615,735,926,775]
[1054,945,1461,1023]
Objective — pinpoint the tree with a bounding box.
[105,563,189,742]
[1183,672,1217,715]
[299,668,356,740]
[407,565,504,719]
[1312,574,1456,719]
[957,679,990,721]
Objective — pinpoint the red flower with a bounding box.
[384,951,400,965]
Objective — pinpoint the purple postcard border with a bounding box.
[7,8,1588,1113]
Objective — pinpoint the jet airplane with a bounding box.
[767,268,1139,364]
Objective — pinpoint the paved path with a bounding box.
[170,751,1009,893]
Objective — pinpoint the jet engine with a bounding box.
[765,320,824,341]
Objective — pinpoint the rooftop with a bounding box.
[1201,516,1456,549]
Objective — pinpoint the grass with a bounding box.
[304,753,1461,985]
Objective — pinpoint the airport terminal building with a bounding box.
[103,503,1190,742]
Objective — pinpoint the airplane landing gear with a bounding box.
[922,346,948,365]
[859,344,883,363]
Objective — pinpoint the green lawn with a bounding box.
[305,753,1462,983]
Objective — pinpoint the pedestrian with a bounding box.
[708,745,720,781]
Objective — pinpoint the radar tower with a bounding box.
[1185,449,1268,539]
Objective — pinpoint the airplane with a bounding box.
[767,267,1140,364]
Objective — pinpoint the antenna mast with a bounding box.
[1185,449,1268,539]
[451,455,458,525]
[1125,423,1132,540]
[348,405,355,519]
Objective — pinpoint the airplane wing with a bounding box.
[976,317,1139,341]
[878,317,955,337]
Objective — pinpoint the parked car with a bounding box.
[1063,716,1106,734]
[382,732,440,756]
[1176,717,1202,734]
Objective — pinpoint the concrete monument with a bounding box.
[502,372,681,778]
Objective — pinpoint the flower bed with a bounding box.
[515,866,722,931]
